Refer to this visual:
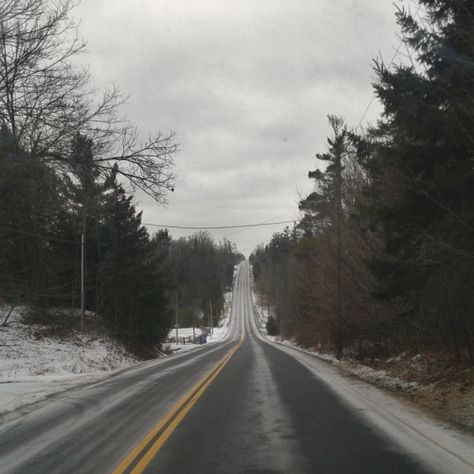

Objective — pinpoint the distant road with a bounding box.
[0,262,471,473]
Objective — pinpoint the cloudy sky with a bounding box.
[75,0,402,255]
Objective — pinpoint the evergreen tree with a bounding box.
[0,127,75,307]
[299,116,347,236]
[299,116,348,358]
[97,179,172,350]
[361,0,474,360]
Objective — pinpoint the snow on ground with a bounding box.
[342,361,420,393]
[164,291,233,354]
[0,306,138,418]
[0,290,235,419]
[0,292,232,420]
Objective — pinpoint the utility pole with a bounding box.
[75,136,95,332]
[175,291,179,343]
[80,209,86,331]
[209,298,213,336]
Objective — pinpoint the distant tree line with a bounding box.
[0,0,242,354]
[153,230,244,329]
[252,0,474,364]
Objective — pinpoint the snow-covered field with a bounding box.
[0,307,139,418]
[164,291,232,354]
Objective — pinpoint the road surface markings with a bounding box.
[113,321,245,474]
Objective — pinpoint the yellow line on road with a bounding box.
[130,346,240,473]
[113,318,245,474]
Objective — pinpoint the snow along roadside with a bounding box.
[250,292,474,474]
[0,291,234,421]
[0,307,140,420]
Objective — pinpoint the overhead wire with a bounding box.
[223,212,298,238]
[2,219,301,244]
[356,41,404,131]
[142,220,299,231]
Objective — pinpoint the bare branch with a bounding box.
[0,0,177,203]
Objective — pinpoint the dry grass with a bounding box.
[357,351,474,433]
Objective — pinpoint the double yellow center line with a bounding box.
[113,321,245,474]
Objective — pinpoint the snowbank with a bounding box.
[0,307,138,417]
[0,291,235,418]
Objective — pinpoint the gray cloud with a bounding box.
[75,0,400,255]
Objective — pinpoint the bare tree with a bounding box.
[0,0,176,202]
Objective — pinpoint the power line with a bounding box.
[224,212,297,238]
[356,41,404,131]
[356,96,377,131]
[3,220,300,241]
[142,220,299,231]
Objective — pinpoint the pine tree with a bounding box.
[97,178,172,350]
[300,116,347,234]
[362,1,474,360]
[299,116,348,359]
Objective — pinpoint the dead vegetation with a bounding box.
[346,351,474,433]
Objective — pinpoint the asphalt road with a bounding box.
[0,262,464,473]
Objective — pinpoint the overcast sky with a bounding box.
[75,0,402,256]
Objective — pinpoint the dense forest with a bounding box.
[252,0,474,363]
[0,0,241,354]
